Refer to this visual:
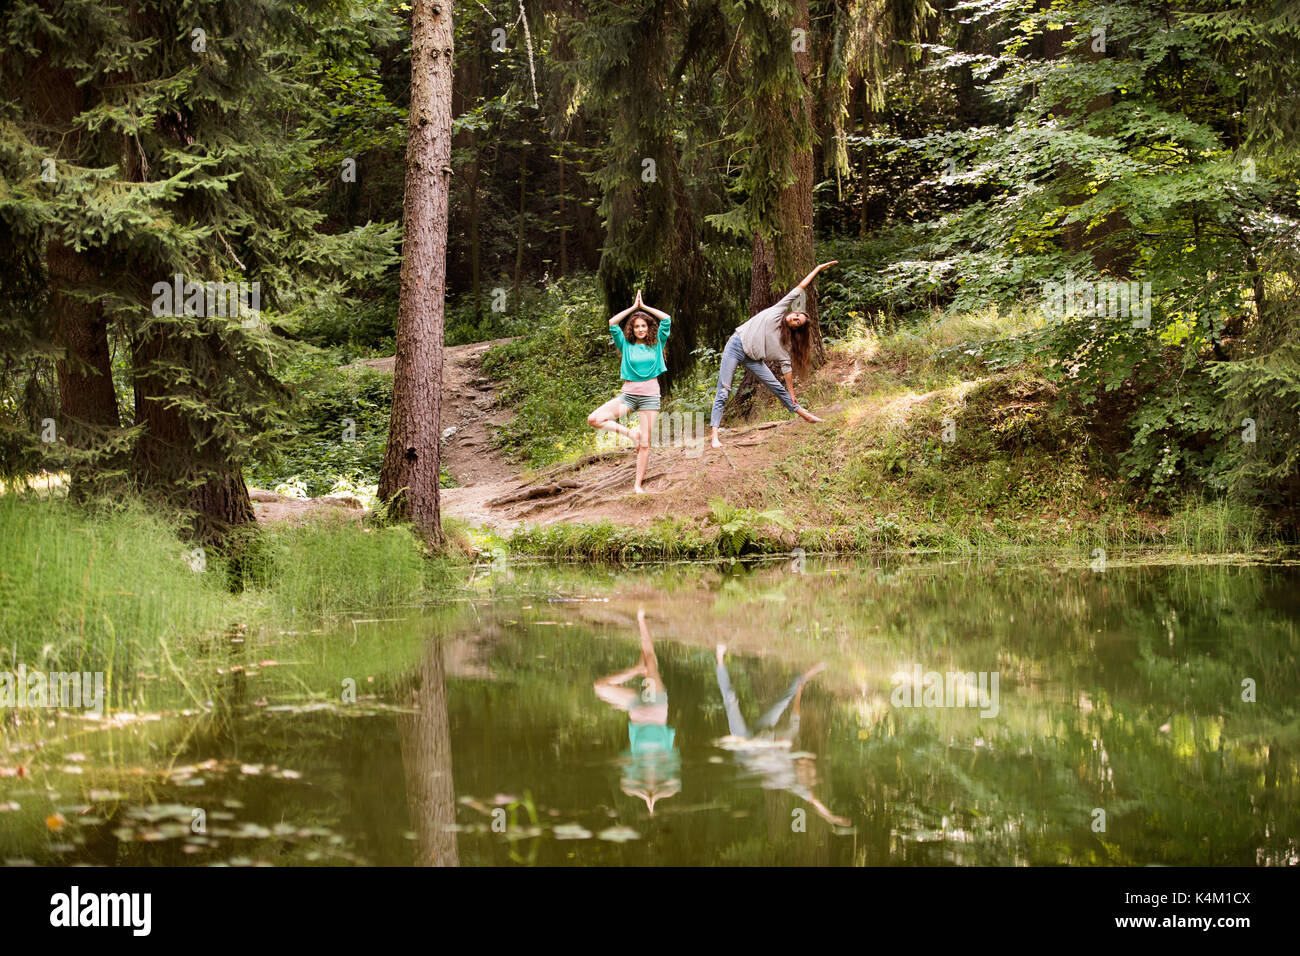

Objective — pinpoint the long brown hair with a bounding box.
[620,310,660,346]
[780,316,812,377]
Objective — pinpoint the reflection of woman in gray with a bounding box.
[715,645,849,828]
[593,608,681,815]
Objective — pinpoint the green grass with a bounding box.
[0,494,471,709]
[0,494,231,707]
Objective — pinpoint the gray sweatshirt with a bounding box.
[736,285,801,375]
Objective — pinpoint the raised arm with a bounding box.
[608,300,639,326]
[795,260,837,292]
[765,261,839,315]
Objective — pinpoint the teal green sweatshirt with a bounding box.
[610,315,671,381]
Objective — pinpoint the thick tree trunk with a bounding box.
[131,327,255,542]
[378,0,453,545]
[453,25,482,325]
[47,241,121,494]
[398,638,459,866]
[558,148,568,278]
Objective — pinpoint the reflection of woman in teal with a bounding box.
[593,607,681,815]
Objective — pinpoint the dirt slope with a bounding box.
[255,338,850,531]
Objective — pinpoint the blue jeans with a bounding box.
[710,332,798,428]
[716,660,803,741]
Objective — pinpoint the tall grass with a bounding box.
[0,496,468,710]
[0,494,229,703]
[246,518,428,619]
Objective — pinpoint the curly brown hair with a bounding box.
[620,310,661,346]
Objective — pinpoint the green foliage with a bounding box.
[250,518,427,619]
[706,499,793,556]
[0,493,227,702]
[246,351,393,497]
[480,277,623,467]
[507,519,711,562]
[0,492,466,699]
[880,0,1300,510]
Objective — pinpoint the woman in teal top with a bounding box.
[587,290,672,493]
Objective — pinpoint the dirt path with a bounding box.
[354,338,517,487]
[254,339,852,532]
[253,339,519,526]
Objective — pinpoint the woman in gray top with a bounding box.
[710,260,836,448]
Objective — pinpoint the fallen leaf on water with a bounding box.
[553,823,592,840]
[597,826,640,843]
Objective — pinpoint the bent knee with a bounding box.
[587,412,602,428]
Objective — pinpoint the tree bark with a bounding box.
[378,0,454,545]
[47,241,121,494]
[558,147,568,277]
[736,0,820,417]
[513,148,527,308]
[130,326,255,542]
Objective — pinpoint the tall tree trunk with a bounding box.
[378,0,454,545]
[47,241,121,495]
[558,147,568,278]
[35,60,121,494]
[398,638,459,866]
[859,84,872,238]
[470,145,482,326]
[453,24,483,326]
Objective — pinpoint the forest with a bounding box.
[0,0,1297,876]
[3,0,1298,550]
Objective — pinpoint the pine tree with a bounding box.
[0,0,398,538]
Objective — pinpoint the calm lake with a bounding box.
[3,555,1297,866]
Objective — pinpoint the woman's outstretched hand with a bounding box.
[816,260,838,273]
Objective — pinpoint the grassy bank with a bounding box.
[0,494,468,709]
[473,298,1286,559]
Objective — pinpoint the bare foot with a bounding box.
[634,486,645,494]
[797,408,823,424]
[711,437,722,448]
[803,661,828,681]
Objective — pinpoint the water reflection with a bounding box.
[593,607,681,815]
[6,557,1299,866]
[398,638,458,866]
[714,647,849,828]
